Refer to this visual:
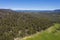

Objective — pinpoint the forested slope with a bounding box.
[25,23,60,40]
[0,9,60,40]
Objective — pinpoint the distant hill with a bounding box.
[15,9,60,14]
[0,9,60,13]
[15,9,60,12]
[54,9,60,12]
[15,10,52,12]
[0,9,18,14]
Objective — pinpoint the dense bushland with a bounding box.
[25,23,60,40]
[0,9,60,40]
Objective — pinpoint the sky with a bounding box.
[0,0,60,10]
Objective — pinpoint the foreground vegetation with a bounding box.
[25,24,60,40]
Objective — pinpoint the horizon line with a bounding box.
[0,8,60,10]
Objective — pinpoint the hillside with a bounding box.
[25,23,60,40]
[0,9,60,40]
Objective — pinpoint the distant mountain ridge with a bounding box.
[0,9,60,13]
[15,9,60,12]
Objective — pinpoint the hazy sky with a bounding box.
[0,0,60,10]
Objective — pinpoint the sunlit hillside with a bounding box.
[25,24,60,40]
